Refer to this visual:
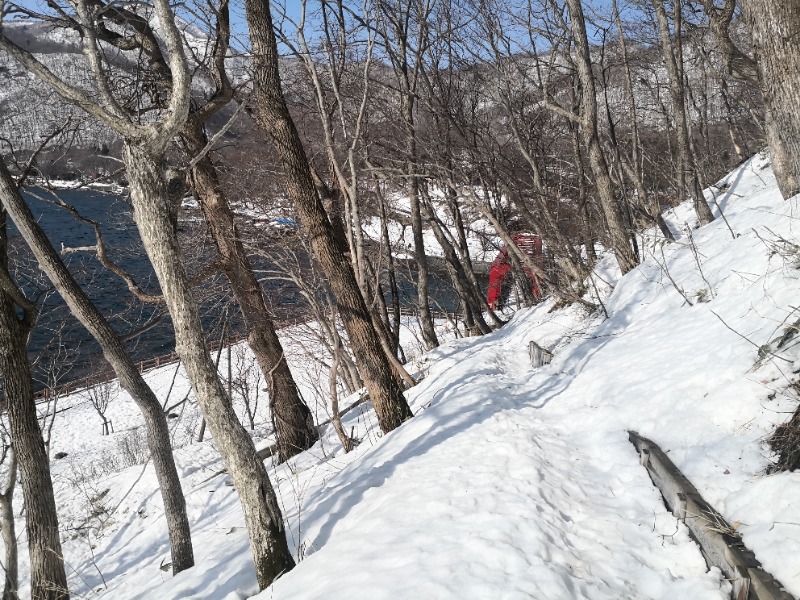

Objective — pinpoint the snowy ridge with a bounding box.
[10,152,800,598]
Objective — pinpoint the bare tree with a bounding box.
[0,424,18,600]
[328,329,356,453]
[1,0,298,585]
[0,199,68,598]
[650,0,715,224]
[34,333,75,458]
[0,159,194,574]
[373,0,441,349]
[172,0,317,463]
[229,344,262,432]
[471,0,639,274]
[245,0,414,434]
[608,0,675,240]
[563,0,640,273]
[693,0,793,197]
[86,376,115,436]
[273,2,425,380]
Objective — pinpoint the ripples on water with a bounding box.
[9,187,463,390]
[12,187,235,389]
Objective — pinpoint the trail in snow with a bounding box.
[5,152,800,599]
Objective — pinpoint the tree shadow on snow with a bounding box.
[301,365,518,552]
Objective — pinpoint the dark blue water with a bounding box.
[9,187,467,388]
[11,188,195,386]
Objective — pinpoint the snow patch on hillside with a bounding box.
[6,152,800,599]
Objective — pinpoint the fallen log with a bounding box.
[629,431,793,600]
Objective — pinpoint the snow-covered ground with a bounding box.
[7,152,800,599]
[208,186,502,264]
[360,188,501,263]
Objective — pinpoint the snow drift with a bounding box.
[12,152,800,599]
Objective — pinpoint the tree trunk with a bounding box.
[700,0,799,197]
[0,161,195,575]
[504,102,587,290]
[359,264,417,389]
[0,319,65,600]
[0,214,68,600]
[183,123,317,463]
[377,188,402,354]
[565,0,638,274]
[744,0,800,198]
[0,440,17,600]
[425,206,491,334]
[329,338,354,453]
[0,489,17,600]
[420,192,493,333]
[122,142,294,589]
[652,0,715,224]
[720,78,748,162]
[245,0,413,433]
[609,1,675,241]
[404,105,439,350]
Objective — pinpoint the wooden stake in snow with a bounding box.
[529,341,553,368]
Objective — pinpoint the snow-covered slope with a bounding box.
[0,17,247,153]
[262,152,800,599]
[8,152,800,599]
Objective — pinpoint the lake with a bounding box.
[9,188,184,387]
[8,187,466,389]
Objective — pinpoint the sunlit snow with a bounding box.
[6,152,800,599]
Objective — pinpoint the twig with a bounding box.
[685,224,714,299]
[710,310,791,363]
[659,244,693,306]
[185,102,246,171]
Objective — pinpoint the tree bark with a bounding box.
[0,451,17,600]
[0,160,195,575]
[699,0,799,197]
[183,123,317,463]
[122,143,294,588]
[0,306,66,600]
[743,0,800,198]
[0,366,18,600]
[0,212,68,600]
[245,0,414,433]
[565,0,639,274]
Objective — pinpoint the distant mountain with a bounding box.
[1,21,119,156]
[0,17,250,179]
[0,14,757,185]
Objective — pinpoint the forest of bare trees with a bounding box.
[0,0,797,595]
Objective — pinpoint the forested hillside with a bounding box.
[0,0,799,598]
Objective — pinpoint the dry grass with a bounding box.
[768,381,800,473]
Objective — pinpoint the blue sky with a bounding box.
[3,0,314,52]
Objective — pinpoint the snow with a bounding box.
[6,151,800,598]
[359,188,501,263]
